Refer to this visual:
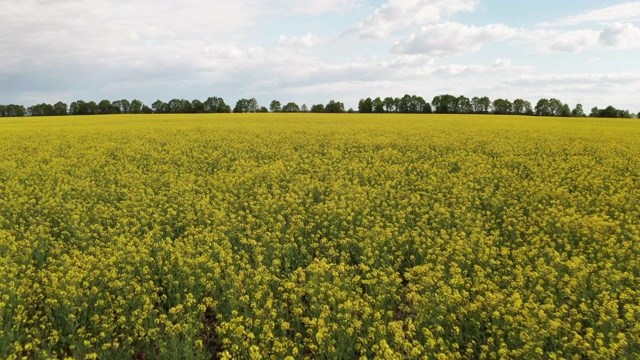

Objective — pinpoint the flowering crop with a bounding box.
[1,113,639,359]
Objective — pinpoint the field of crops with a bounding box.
[1,113,639,359]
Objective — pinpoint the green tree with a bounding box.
[85,101,98,115]
[325,100,345,113]
[167,99,186,113]
[130,99,143,114]
[513,99,527,115]
[432,94,457,113]
[282,102,300,112]
[599,105,620,118]
[398,95,412,113]
[15,104,26,116]
[28,103,54,116]
[27,104,38,116]
[455,95,472,113]
[270,100,282,113]
[358,98,373,113]
[492,99,512,115]
[180,99,194,113]
[248,98,259,113]
[204,97,230,113]
[53,101,68,115]
[233,99,249,113]
[69,101,80,115]
[152,100,166,113]
[471,97,481,113]
[471,96,491,113]
[233,98,258,113]
[571,104,585,117]
[99,99,118,114]
[310,104,325,113]
[383,97,395,113]
[548,98,564,116]
[191,99,205,113]
[535,99,551,116]
[373,97,384,113]
[431,95,445,113]
[218,99,231,113]
[412,95,429,113]
[2,104,26,117]
[112,99,130,114]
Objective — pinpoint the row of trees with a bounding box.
[26,100,152,116]
[590,106,634,119]
[357,94,556,116]
[151,97,231,114]
[232,98,348,113]
[353,95,531,115]
[236,99,347,113]
[0,97,234,117]
[68,99,153,115]
[0,104,27,117]
[358,95,431,113]
[358,94,635,118]
[1,95,636,118]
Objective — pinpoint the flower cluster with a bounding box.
[1,114,639,358]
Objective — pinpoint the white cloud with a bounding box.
[283,0,363,15]
[599,23,640,48]
[521,24,640,53]
[351,0,478,38]
[382,54,436,68]
[203,45,244,59]
[539,2,640,26]
[277,33,320,48]
[502,72,640,109]
[434,59,533,77]
[392,22,515,56]
[506,72,640,87]
[547,29,600,52]
[0,0,263,70]
[1,0,639,113]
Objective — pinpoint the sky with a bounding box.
[1,0,639,111]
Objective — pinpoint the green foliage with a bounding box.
[590,105,633,118]
[325,100,345,113]
[571,104,585,117]
[310,104,325,113]
[492,98,513,115]
[4,95,633,120]
[270,100,282,113]
[282,102,301,112]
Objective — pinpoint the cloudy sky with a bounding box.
[1,0,639,111]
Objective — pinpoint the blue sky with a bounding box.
[1,0,639,112]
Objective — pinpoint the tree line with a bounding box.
[356,94,636,118]
[234,98,346,113]
[0,94,635,118]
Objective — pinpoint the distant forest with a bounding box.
[0,94,636,119]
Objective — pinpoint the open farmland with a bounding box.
[1,113,640,359]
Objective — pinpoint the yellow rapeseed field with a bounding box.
[1,113,639,359]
